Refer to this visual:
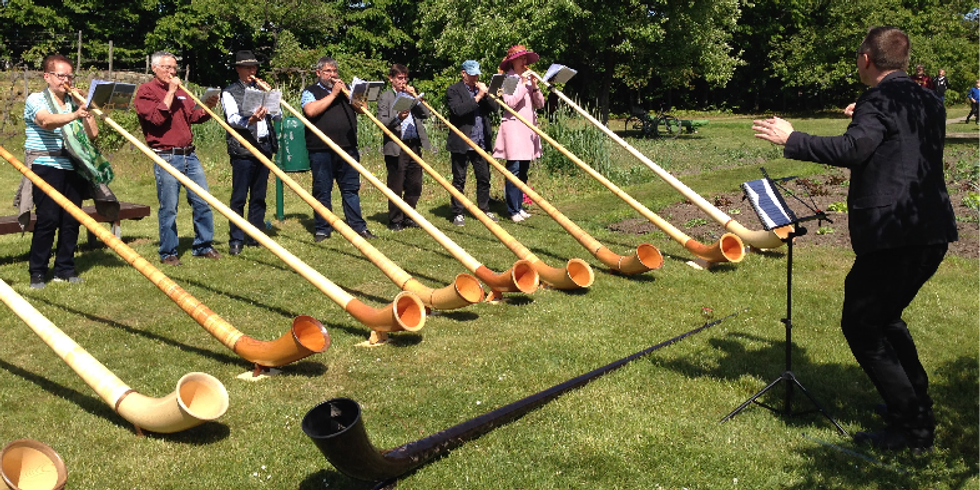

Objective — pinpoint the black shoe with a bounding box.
[244,239,261,248]
[314,233,331,242]
[358,229,378,239]
[29,273,45,290]
[403,219,421,228]
[229,242,243,256]
[388,222,405,232]
[854,427,934,453]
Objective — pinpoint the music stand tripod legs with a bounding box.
[719,228,847,435]
[723,173,848,435]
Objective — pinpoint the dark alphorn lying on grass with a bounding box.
[414,98,595,290]
[0,277,229,435]
[302,310,743,482]
[530,70,789,250]
[263,81,539,301]
[183,81,482,329]
[0,143,329,372]
[67,88,425,343]
[489,89,744,266]
[425,97,661,275]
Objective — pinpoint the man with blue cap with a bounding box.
[445,60,498,226]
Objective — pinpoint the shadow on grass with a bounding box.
[785,356,979,489]
[34,297,246,368]
[299,469,378,490]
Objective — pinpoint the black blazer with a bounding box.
[784,71,957,256]
[445,80,498,154]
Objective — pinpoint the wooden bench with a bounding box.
[0,202,152,245]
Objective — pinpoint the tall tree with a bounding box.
[416,0,743,121]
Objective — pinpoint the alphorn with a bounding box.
[414,98,594,290]
[67,89,424,342]
[0,278,229,434]
[302,311,740,482]
[183,80,483,314]
[530,71,788,250]
[0,144,329,370]
[489,89,744,265]
[1,439,66,490]
[336,86,592,290]
[476,91,663,274]
[270,82,539,300]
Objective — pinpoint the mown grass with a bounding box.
[0,102,976,490]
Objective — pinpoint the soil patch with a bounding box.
[609,167,978,259]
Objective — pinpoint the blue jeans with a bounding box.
[308,148,367,235]
[228,155,270,246]
[153,152,215,259]
[504,160,530,217]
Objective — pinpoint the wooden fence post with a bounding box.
[77,31,82,68]
[108,41,113,77]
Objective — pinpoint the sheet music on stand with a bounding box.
[740,168,830,231]
[741,177,797,230]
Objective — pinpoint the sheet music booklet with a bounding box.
[241,87,282,115]
[193,88,222,109]
[350,78,385,104]
[487,74,519,96]
[542,64,578,84]
[85,80,137,112]
[391,91,425,113]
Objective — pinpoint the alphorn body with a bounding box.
[184,81,483,314]
[349,89,592,290]
[415,98,594,290]
[0,279,229,434]
[530,71,787,250]
[303,313,737,482]
[490,90,744,265]
[471,92,663,274]
[68,89,425,341]
[0,144,329,369]
[272,84,539,299]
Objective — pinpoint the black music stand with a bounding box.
[720,170,847,435]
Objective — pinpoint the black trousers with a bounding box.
[30,165,85,278]
[966,102,979,122]
[449,150,491,217]
[384,140,423,226]
[840,243,947,424]
[228,145,272,246]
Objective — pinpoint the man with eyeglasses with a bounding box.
[134,51,221,266]
[300,56,376,242]
[21,54,98,289]
[753,27,957,453]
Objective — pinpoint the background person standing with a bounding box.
[446,60,498,227]
[22,54,98,288]
[376,63,429,231]
[222,50,281,255]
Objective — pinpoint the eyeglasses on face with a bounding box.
[46,72,76,81]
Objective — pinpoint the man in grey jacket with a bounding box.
[376,63,429,231]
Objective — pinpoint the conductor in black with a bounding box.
[752,26,958,452]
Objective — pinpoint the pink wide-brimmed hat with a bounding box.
[498,45,540,72]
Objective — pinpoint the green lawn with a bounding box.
[0,105,976,490]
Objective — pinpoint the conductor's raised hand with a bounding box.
[752,117,794,146]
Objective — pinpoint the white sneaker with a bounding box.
[510,214,524,222]
[452,215,465,226]
[519,209,531,219]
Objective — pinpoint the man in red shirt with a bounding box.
[135,51,221,265]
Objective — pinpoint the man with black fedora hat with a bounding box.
[222,49,282,255]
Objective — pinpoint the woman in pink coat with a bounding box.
[492,45,545,222]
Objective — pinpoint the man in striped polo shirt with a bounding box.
[22,54,99,289]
